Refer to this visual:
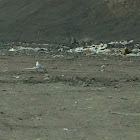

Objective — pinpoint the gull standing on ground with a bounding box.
[36,61,44,69]
[25,61,47,71]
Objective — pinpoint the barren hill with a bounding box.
[0,0,140,43]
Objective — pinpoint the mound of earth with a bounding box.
[0,0,140,43]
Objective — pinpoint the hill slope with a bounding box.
[0,0,140,43]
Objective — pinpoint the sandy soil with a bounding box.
[0,52,140,140]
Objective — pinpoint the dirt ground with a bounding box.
[0,52,140,140]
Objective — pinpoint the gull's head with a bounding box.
[36,61,39,66]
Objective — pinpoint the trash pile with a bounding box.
[9,46,48,53]
[64,40,140,56]
[8,40,140,57]
[108,40,134,46]
[67,43,111,55]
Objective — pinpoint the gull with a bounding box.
[36,61,46,70]
[25,61,47,71]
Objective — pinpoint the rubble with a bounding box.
[65,40,140,57]
[131,48,140,53]
[126,53,140,57]
[9,48,17,52]
[121,47,132,55]
[9,46,48,52]
[6,39,140,57]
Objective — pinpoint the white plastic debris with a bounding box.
[9,48,17,52]
[53,55,64,58]
[74,47,83,53]
[101,44,108,49]
[131,48,140,53]
[13,76,20,79]
[128,40,134,44]
[108,41,116,45]
[34,48,48,52]
[83,47,96,52]
[63,128,69,131]
[36,138,42,140]
[126,53,140,57]
[9,46,48,52]
[107,96,112,99]
[120,40,128,45]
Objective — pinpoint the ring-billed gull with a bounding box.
[25,61,47,71]
[36,61,45,69]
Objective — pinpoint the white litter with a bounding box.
[9,48,17,52]
[74,47,83,53]
[9,46,48,52]
[63,128,69,131]
[36,138,42,140]
[126,53,140,57]
[128,40,134,44]
[13,76,20,79]
[131,48,140,53]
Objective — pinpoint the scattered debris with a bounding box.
[9,48,17,52]
[63,128,69,131]
[110,112,140,116]
[121,47,132,55]
[126,53,140,57]
[9,46,48,52]
[107,96,112,99]
[36,138,42,140]
[131,48,140,53]
[13,76,20,79]
[65,40,139,56]
[6,39,140,57]
[53,55,64,58]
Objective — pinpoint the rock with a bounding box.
[69,37,79,48]
[44,74,50,81]
[0,111,4,114]
[121,47,132,55]
[82,49,92,55]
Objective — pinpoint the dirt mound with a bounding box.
[107,0,140,17]
[0,0,140,43]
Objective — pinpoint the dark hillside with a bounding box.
[0,0,140,43]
